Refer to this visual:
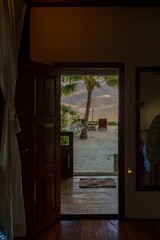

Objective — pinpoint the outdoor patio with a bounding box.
[73,125,118,175]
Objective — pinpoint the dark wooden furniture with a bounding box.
[61,132,73,179]
[98,119,107,131]
[88,123,96,131]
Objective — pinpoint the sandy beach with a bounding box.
[73,126,118,175]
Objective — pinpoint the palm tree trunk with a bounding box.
[80,91,92,139]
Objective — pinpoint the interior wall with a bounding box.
[140,72,160,129]
[30,6,160,218]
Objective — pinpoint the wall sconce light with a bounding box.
[127,168,132,174]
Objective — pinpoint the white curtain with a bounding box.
[0,0,27,239]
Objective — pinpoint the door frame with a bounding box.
[30,0,160,7]
[55,62,125,219]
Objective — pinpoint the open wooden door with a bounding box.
[15,60,61,239]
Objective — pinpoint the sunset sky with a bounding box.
[61,80,118,122]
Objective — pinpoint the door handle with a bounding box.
[19,148,29,153]
[68,153,70,169]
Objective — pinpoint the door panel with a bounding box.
[23,180,37,229]
[43,76,56,117]
[38,172,56,219]
[18,125,36,176]
[15,72,35,120]
[37,75,56,118]
[15,60,60,239]
[37,123,55,169]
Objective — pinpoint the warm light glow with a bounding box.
[128,168,132,174]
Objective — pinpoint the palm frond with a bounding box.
[70,76,83,81]
[61,75,82,84]
[61,83,78,96]
[103,76,118,87]
[61,75,118,97]
[95,82,101,88]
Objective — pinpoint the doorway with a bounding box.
[55,62,125,218]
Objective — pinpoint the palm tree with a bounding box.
[61,75,118,139]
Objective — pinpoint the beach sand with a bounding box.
[73,126,118,175]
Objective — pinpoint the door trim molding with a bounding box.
[56,62,125,218]
[30,0,160,7]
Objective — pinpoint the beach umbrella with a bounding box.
[78,98,100,122]
[90,99,101,122]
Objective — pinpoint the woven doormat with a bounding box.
[79,178,116,188]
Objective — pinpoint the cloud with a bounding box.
[97,94,111,99]
[61,86,87,100]
[100,104,115,108]
[61,82,118,121]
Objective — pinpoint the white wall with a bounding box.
[30,6,160,218]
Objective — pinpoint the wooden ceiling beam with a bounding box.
[30,0,160,7]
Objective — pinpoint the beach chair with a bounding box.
[98,118,107,131]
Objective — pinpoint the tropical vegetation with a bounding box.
[61,104,81,145]
[61,75,118,139]
[88,121,118,126]
[61,104,80,132]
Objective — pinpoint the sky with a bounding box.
[61,79,118,122]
